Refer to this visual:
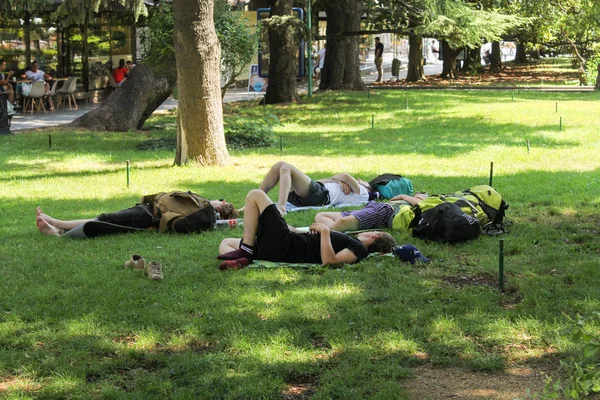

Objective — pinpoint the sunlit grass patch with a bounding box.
[1,86,600,397]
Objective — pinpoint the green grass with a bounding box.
[1,87,600,398]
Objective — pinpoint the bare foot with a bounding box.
[36,207,55,225]
[36,217,62,236]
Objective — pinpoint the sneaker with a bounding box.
[147,261,164,280]
[124,254,145,269]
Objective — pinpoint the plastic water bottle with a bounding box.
[215,219,244,229]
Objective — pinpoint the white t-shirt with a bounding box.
[25,70,45,81]
[317,48,326,69]
[323,182,369,206]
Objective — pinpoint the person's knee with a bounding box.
[246,189,265,202]
[272,161,290,172]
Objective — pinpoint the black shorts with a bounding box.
[96,204,158,230]
[255,204,293,260]
[287,180,329,207]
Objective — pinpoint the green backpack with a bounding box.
[418,194,489,226]
[414,185,508,230]
[464,185,508,224]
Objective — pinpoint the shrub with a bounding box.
[138,112,280,151]
[223,112,279,150]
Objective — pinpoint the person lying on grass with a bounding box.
[314,193,428,232]
[259,161,376,216]
[218,189,397,270]
[35,199,238,237]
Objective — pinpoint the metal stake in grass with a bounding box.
[498,239,505,292]
[405,97,408,110]
[512,92,514,102]
[559,117,562,131]
[489,161,494,187]
[526,139,530,154]
[371,114,374,129]
[555,102,558,113]
[367,91,371,99]
[279,136,283,151]
[48,134,52,150]
[126,160,130,188]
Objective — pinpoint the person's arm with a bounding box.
[43,71,52,80]
[389,194,422,205]
[310,223,358,265]
[0,71,12,85]
[329,173,361,194]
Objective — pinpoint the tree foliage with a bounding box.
[418,2,529,49]
[214,0,257,98]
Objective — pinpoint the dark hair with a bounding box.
[367,232,397,254]
[375,37,381,41]
[218,202,238,220]
[32,61,39,65]
[118,59,125,68]
[0,59,5,65]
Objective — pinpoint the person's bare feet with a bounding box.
[36,216,62,236]
[36,207,56,225]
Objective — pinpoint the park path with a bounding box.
[9,60,591,131]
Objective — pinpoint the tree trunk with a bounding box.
[406,33,425,82]
[595,63,600,91]
[464,47,481,73]
[440,41,460,79]
[172,0,228,166]
[319,0,365,91]
[264,0,299,104]
[515,41,527,64]
[491,41,502,72]
[69,64,173,131]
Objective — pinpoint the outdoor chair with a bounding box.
[23,81,48,115]
[46,80,60,112]
[55,77,79,110]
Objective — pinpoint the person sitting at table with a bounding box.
[112,59,129,85]
[0,59,17,106]
[24,61,52,94]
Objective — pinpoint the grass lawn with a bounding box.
[1,87,599,398]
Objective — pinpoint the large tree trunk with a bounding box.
[491,41,502,72]
[515,41,527,64]
[172,0,228,166]
[70,65,173,131]
[406,33,425,82]
[595,63,600,91]
[440,41,461,79]
[319,0,365,91]
[264,0,299,104]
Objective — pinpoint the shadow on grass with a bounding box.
[1,169,599,396]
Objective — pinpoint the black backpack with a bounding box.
[412,202,480,243]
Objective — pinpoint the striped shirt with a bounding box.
[341,201,394,230]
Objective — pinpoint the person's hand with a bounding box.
[339,181,352,195]
[8,70,14,77]
[309,223,330,235]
